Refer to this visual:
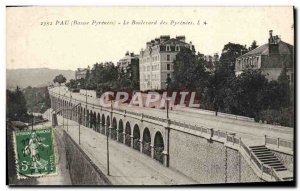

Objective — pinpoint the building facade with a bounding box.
[75,67,89,80]
[235,30,294,82]
[139,35,195,91]
[203,53,220,71]
[117,51,139,73]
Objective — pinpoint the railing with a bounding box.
[240,139,282,181]
[154,145,164,163]
[265,135,293,150]
[142,141,151,156]
[51,89,233,143]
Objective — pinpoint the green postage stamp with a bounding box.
[14,128,56,178]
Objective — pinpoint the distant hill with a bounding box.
[7,68,75,90]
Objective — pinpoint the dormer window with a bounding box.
[166,45,171,51]
[175,45,180,51]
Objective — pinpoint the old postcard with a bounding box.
[6,6,295,186]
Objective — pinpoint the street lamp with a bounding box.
[166,77,171,119]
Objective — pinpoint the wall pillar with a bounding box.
[122,132,126,144]
[162,151,169,167]
[104,122,108,136]
[139,139,143,153]
[130,136,134,148]
[150,144,154,159]
[109,127,113,139]
[116,131,119,142]
[163,121,170,167]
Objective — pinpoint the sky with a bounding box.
[6,6,294,71]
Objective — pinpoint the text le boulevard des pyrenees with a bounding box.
[41,19,207,27]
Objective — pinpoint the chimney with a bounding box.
[146,42,151,48]
[189,41,193,50]
[268,30,279,54]
[160,35,170,43]
[269,30,273,39]
[151,40,155,46]
[154,38,160,45]
[176,35,186,42]
[125,51,129,56]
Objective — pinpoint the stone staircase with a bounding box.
[249,145,293,181]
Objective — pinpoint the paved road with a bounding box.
[50,112,197,185]
[50,86,293,147]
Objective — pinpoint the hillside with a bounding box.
[6,68,75,89]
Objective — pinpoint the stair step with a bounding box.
[260,159,279,163]
[249,145,265,148]
[256,154,274,158]
[251,148,269,151]
[259,156,277,160]
[268,164,285,168]
[274,167,287,171]
[256,155,275,158]
[253,151,272,154]
[252,150,270,153]
[263,161,282,165]
[282,177,293,181]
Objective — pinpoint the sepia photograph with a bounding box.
[6,6,295,186]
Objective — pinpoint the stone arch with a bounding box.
[153,131,164,164]
[142,127,151,156]
[118,119,124,143]
[133,124,140,151]
[111,117,117,140]
[125,122,131,147]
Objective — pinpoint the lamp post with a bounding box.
[79,107,81,144]
[166,77,171,119]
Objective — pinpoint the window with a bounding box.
[175,45,180,51]
[167,54,170,61]
[167,64,170,70]
[166,45,171,51]
[167,73,171,79]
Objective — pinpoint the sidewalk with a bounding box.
[55,115,197,185]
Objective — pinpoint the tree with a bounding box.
[127,58,140,90]
[172,47,209,91]
[6,87,29,121]
[53,74,66,85]
[233,69,269,120]
[205,43,248,115]
[250,40,258,50]
[219,43,248,74]
[277,64,291,108]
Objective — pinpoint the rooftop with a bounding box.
[238,41,293,58]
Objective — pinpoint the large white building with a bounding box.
[117,51,139,73]
[139,35,195,91]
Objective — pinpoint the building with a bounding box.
[139,35,195,91]
[235,30,294,82]
[117,51,139,73]
[203,53,219,71]
[75,67,89,80]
